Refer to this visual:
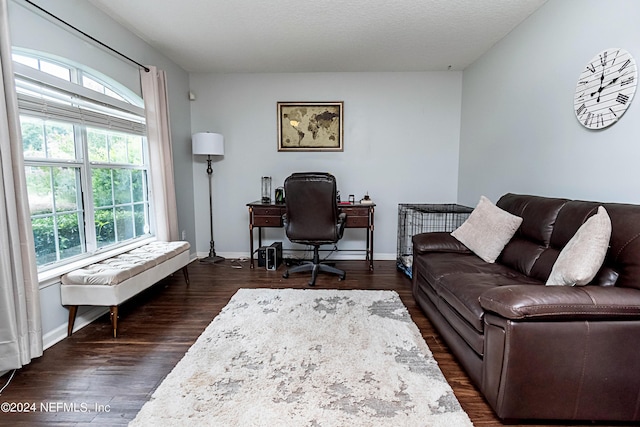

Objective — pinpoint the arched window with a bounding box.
[13,50,153,270]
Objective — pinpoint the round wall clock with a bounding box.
[574,48,637,129]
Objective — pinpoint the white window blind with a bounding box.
[14,62,146,135]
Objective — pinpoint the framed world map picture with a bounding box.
[277,102,343,151]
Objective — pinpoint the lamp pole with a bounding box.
[202,155,224,263]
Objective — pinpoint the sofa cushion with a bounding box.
[497,194,568,277]
[546,206,611,286]
[598,203,640,290]
[526,201,602,282]
[497,194,568,246]
[436,271,542,333]
[451,196,523,263]
[414,252,541,335]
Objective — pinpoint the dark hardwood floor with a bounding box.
[0,259,632,426]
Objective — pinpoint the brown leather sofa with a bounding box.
[411,193,640,422]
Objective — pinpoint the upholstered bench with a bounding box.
[61,241,191,338]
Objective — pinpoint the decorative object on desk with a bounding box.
[277,102,343,152]
[261,176,272,203]
[360,193,373,204]
[348,194,355,204]
[192,132,225,263]
[275,186,285,203]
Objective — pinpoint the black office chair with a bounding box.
[282,172,347,286]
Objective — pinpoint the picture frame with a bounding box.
[277,102,343,152]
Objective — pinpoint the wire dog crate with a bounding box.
[397,204,473,278]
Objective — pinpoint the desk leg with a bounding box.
[368,230,374,271]
[249,222,255,268]
[249,225,263,269]
[368,207,374,271]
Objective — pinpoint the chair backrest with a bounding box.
[284,172,340,243]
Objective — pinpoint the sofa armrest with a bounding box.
[412,232,471,255]
[479,285,640,320]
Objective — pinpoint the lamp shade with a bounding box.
[192,132,224,156]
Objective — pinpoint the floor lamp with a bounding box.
[192,132,225,263]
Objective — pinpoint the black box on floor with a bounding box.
[267,242,282,270]
[257,246,267,267]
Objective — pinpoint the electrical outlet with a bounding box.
[181,230,186,240]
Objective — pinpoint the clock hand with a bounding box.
[591,76,621,101]
[590,66,608,101]
[603,76,620,89]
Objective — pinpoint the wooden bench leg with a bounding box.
[182,266,190,286]
[67,306,78,337]
[110,306,118,338]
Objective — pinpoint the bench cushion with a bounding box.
[61,241,189,287]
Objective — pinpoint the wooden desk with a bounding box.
[247,201,375,270]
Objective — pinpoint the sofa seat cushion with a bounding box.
[436,271,543,333]
[414,252,542,333]
[413,251,512,286]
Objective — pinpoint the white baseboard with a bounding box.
[204,251,397,261]
[42,306,108,350]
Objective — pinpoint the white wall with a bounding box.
[458,0,640,206]
[9,0,194,347]
[189,72,463,260]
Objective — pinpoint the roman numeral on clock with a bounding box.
[619,59,631,72]
[621,76,635,86]
[587,63,596,73]
[617,93,630,104]
[576,103,586,116]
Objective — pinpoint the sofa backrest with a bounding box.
[599,202,640,289]
[496,194,568,280]
[496,193,640,290]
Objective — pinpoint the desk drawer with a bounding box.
[345,215,369,228]
[252,206,285,216]
[253,215,282,227]
[341,207,370,228]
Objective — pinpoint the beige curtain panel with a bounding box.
[0,0,43,371]
[140,66,179,242]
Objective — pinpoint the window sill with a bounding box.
[38,237,157,289]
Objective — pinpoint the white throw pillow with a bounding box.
[451,196,523,263]
[546,206,611,286]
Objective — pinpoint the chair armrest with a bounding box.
[412,232,471,255]
[479,285,640,320]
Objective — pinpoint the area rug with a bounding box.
[129,289,473,426]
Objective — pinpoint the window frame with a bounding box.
[14,52,155,277]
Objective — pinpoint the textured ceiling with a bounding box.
[88,0,547,73]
